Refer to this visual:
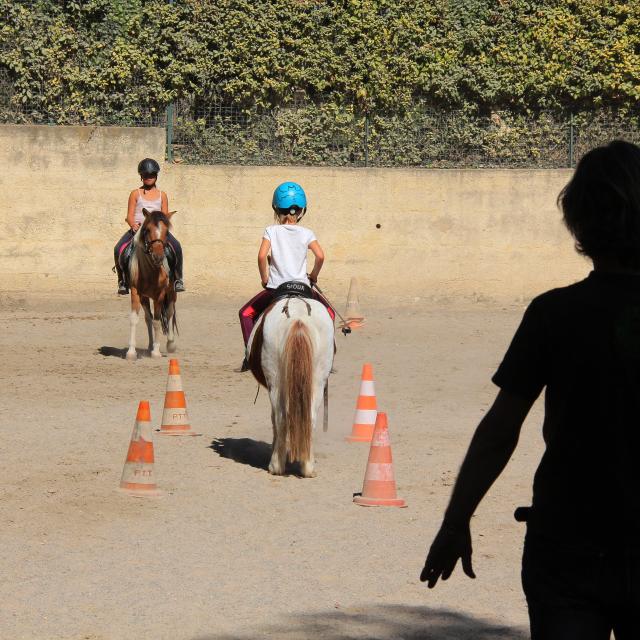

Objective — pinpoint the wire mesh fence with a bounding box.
[3,72,640,168]
[170,100,640,169]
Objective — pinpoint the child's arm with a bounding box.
[126,191,139,231]
[420,389,534,588]
[161,191,169,214]
[258,239,271,287]
[308,240,324,284]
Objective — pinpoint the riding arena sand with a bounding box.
[0,292,546,639]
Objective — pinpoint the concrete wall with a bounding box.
[0,125,588,302]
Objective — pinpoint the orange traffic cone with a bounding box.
[345,363,378,442]
[354,412,406,507]
[343,277,365,329]
[119,401,161,497]
[159,359,200,436]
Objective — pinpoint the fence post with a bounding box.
[568,112,575,168]
[166,102,174,163]
[364,114,369,167]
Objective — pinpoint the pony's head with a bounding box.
[139,208,175,267]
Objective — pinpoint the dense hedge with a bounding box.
[2,0,639,116]
[1,1,638,166]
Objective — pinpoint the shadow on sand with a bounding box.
[210,437,271,471]
[209,437,308,477]
[97,346,156,360]
[192,604,528,640]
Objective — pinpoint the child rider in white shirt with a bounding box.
[237,181,334,371]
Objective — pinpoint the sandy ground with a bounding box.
[0,292,545,640]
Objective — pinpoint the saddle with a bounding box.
[272,281,314,301]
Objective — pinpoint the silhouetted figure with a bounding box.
[420,140,640,639]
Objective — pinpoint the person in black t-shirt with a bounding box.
[419,140,640,640]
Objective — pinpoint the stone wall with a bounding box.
[0,125,588,302]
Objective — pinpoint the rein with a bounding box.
[142,229,166,255]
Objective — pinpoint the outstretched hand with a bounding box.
[420,521,476,588]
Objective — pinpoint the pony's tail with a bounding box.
[282,319,313,462]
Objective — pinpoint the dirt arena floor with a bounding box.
[0,292,546,640]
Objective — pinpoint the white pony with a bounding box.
[247,295,334,477]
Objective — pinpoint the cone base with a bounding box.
[118,486,163,498]
[353,495,406,507]
[158,428,201,436]
[345,434,373,443]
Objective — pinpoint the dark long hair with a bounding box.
[559,140,640,268]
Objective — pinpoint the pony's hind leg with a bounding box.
[166,301,177,353]
[143,299,161,358]
[300,443,316,478]
[126,290,142,361]
[268,393,286,476]
[300,380,325,478]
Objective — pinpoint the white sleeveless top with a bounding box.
[134,189,163,224]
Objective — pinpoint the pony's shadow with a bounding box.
[97,346,155,360]
[210,437,306,476]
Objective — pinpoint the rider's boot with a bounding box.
[115,264,129,295]
[173,248,185,292]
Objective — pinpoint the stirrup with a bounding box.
[174,278,185,293]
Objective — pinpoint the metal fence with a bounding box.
[170,100,640,169]
[3,75,640,168]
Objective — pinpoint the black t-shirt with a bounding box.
[493,271,640,550]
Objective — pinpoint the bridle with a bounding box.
[142,226,166,255]
[141,224,167,265]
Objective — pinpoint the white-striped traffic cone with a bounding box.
[354,412,406,507]
[345,363,377,442]
[119,401,162,497]
[159,359,200,436]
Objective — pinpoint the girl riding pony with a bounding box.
[238,181,334,371]
[113,158,185,294]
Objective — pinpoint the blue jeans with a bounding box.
[522,534,640,639]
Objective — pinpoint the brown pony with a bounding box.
[125,209,178,361]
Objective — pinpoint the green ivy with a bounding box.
[1,1,639,165]
[3,0,640,116]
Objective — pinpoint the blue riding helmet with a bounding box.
[272,182,307,211]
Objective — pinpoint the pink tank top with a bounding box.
[134,189,163,224]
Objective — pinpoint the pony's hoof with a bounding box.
[150,350,162,359]
[125,350,137,361]
[301,467,317,478]
[166,341,177,353]
[268,463,283,476]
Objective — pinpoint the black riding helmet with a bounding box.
[138,158,160,175]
